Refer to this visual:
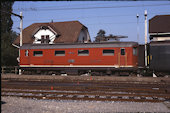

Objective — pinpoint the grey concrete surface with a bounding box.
[1,96,170,113]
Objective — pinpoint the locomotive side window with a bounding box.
[133,47,137,56]
[103,49,114,56]
[121,48,125,55]
[25,50,29,56]
[33,51,43,56]
[78,50,89,56]
[55,50,65,56]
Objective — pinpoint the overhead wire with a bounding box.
[12,3,170,32]
[27,2,114,9]
[11,2,170,23]
[86,21,144,26]
[13,3,170,11]
[12,11,170,23]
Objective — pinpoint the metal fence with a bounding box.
[1,66,19,74]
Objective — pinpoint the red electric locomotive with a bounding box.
[20,41,139,76]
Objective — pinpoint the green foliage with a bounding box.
[1,1,14,34]
[1,1,19,66]
[1,32,19,66]
[94,29,106,42]
[97,29,106,37]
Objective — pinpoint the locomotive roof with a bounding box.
[150,41,170,46]
[149,15,170,33]
[20,42,138,50]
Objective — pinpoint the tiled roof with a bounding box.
[13,21,87,45]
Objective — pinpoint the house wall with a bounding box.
[78,29,90,43]
[33,29,56,44]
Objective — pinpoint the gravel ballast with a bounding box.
[1,96,170,113]
[2,74,170,83]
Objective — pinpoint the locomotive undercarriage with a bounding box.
[21,67,139,76]
[20,67,169,77]
[152,71,170,77]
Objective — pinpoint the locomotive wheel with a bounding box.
[43,71,48,75]
[27,71,32,75]
[106,69,112,75]
[112,72,119,76]
[91,72,100,76]
[155,72,169,77]
[48,71,55,75]
[129,72,137,77]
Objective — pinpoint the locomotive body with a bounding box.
[20,42,138,75]
[149,41,170,76]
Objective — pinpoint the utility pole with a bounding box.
[19,12,23,75]
[20,12,23,47]
[136,14,139,43]
[144,10,148,67]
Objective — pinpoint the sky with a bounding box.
[12,1,170,44]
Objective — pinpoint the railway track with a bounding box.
[2,78,170,102]
[2,88,170,102]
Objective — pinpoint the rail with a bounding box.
[1,66,19,74]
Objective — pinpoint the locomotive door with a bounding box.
[25,50,31,65]
[67,49,76,65]
[66,49,77,74]
[118,48,127,66]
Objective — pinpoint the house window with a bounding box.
[55,50,65,56]
[41,35,45,43]
[103,49,114,56]
[78,50,89,56]
[121,48,125,55]
[41,35,50,44]
[33,51,43,56]
[133,47,137,56]
[83,37,85,42]
[25,50,29,56]
[45,35,50,44]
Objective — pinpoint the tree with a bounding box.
[95,29,106,42]
[94,29,127,42]
[97,29,105,37]
[1,1,13,33]
[1,1,19,66]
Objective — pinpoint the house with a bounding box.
[13,21,91,45]
[149,15,170,41]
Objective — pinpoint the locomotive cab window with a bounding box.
[25,50,29,56]
[103,49,114,56]
[121,48,125,55]
[55,50,65,56]
[33,51,43,56]
[133,47,137,56]
[78,50,89,56]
